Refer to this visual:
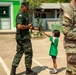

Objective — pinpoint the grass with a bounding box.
[52,24,62,32]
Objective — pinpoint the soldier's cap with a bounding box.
[21,2,29,9]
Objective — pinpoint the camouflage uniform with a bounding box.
[12,10,33,69]
[62,4,76,75]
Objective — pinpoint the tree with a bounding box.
[23,0,44,36]
[23,0,70,24]
[24,0,43,23]
[43,0,70,3]
[23,0,43,33]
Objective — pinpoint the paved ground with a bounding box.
[0,32,67,75]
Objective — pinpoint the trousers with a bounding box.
[12,39,33,68]
[66,53,76,75]
[64,38,76,75]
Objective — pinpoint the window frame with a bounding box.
[0,6,10,18]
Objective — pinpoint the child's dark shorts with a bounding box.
[51,55,56,60]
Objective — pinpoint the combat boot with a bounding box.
[26,68,37,75]
[10,66,16,75]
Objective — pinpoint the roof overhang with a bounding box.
[36,3,69,9]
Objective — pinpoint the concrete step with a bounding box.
[0,30,16,34]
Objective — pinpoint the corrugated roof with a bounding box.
[37,3,69,9]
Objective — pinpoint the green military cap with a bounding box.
[21,1,29,9]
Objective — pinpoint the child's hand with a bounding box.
[28,24,32,28]
[42,30,44,33]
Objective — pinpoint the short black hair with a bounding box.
[21,2,29,9]
[52,30,60,37]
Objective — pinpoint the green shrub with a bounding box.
[52,24,62,32]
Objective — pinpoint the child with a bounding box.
[43,30,60,74]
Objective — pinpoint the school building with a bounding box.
[0,1,68,30]
[33,3,68,30]
[0,0,20,30]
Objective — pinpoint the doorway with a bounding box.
[0,6,10,29]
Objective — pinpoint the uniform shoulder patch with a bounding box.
[19,14,22,17]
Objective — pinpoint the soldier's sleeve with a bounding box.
[62,14,76,40]
[16,13,23,25]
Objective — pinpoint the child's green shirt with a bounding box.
[49,36,59,56]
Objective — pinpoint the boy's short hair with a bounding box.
[52,30,60,37]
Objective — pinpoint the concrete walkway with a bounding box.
[0,32,66,75]
[0,30,16,34]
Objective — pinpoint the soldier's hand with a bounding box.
[28,24,32,28]
[30,26,33,30]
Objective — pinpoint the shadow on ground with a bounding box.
[16,66,66,75]
[16,66,48,75]
[57,67,66,73]
[49,67,66,74]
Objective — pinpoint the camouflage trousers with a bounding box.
[66,53,76,75]
[12,39,33,68]
[64,38,76,75]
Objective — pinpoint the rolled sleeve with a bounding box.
[16,14,23,24]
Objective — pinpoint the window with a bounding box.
[57,13,60,18]
[50,10,55,18]
[56,9,63,18]
[35,13,46,18]
[35,13,40,18]
[42,13,46,18]
[0,6,10,18]
[57,10,60,18]
[35,9,63,19]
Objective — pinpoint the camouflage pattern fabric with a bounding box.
[66,61,76,75]
[62,4,76,75]
[12,39,33,68]
[12,10,32,69]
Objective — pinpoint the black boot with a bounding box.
[10,66,16,75]
[26,68,37,75]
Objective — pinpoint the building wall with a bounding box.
[0,0,20,29]
[33,9,62,30]
[13,1,20,28]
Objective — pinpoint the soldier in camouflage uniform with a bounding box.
[10,2,38,75]
[62,0,76,75]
